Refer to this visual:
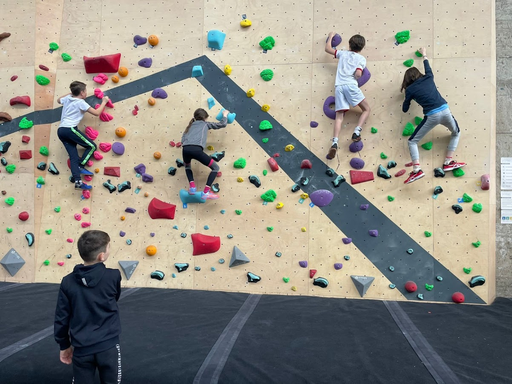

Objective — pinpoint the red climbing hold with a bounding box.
[148,197,176,220]
[39,65,49,71]
[191,233,221,256]
[169,141,176,147]
[349,170,374,185]
[176,142,182,148]
[19,150,32,159]
[21,135,30,143]
[405,281,417,293]
[10,96,31,107]
[310,269,317,278]
[10,75,18,82]
[452,292,465,303]
[83,53,122,74]
[395,169,406,177]
[267,157,279,172]
[19,211,29,221]
[301,159,312,169]
[104,167,121,177]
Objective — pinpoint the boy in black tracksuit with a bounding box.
[54,230,122,384]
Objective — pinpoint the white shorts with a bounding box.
[335,84,365,112]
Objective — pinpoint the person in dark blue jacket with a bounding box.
[401,47,466,184]
[54,230,122,384]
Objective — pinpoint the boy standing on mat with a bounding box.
[57,81,109,190]
[54,230,122,384]
[325,32,371,159]
[401,47,465,184]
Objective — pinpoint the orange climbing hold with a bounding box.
[146,245,157,256]
[191,233,221,256]
[118,67,129,77]
[148,197,176,220]
[115,127,126,138]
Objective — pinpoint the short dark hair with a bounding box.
[77,230,110,263]
[349,35,366,52]
[70,81,86,96]
[401,67,424,92]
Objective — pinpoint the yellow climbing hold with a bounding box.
[291,286,297,291]
[240,19,252,28]
[261,104,270,112]
[246,88,255,97]
[285,144,295,152]
[237,177,244,183]
[224,65,232,75]
[276,202,284,209]
[301,227,307,232]
[300,193,309,200]
[207,145,214,151]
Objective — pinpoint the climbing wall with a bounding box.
[0,0,495,303]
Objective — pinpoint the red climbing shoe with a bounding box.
[201,192,219,200]
[443,160,466,172]
[404,170,425,184]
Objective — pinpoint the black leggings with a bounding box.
[57,126,97,181]
[72,344,121,384]
[182,145,219,187]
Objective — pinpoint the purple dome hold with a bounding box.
[138,57,153,68]
[349,141,364,153]
[350,158,365,170]
[112,142,125,155]
[310,189,334,207]
[152,88,168,99]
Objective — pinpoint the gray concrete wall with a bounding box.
[496,0,512,297]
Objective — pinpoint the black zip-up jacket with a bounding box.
[402,59,447,115]
[54,263,122,357]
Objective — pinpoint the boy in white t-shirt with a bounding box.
[325,33,371,159]
[57,81,109,190]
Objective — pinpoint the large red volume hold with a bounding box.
[83,53,122,74]
[147,197,176,220]
[104,167,121,177]
[349,170,374,185]
[191,233,221,256]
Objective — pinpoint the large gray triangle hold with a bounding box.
[229,246,250,267]
[118,261,139,280]
[351,275,375,297]
[1,248,26,277]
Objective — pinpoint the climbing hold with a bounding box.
[300,193,309,200]
[424,231,432,237]
[118,181,131,192]
[207,30,226,50]
[176,159,185,168]
[246,88,255,97]
[180,233,187,238]
[291,184,300,193]
[389,284,396,289]
[313,277,329,288]
[334,263,343,270]
[19,117,34,130]
[310,190,334,207]
[421,141,433,150]
[6,164,16,174]
[152,88,168,99]
[402,122,415,136]
[21,135,30,143]
[463,267,472,274]
[5,197,14,205]
[342,238,352,244]
[469,275,486,288]
[417,294,424,300]
[472,240,481,248]
[299,260,308,268]
[387,196,395,202]
[6,228,12,233]
[227,234,233,239]
[310,121,318,128]
[472,203,483,213]
[137,58,152,68]
[133,35,147,47]
[433,186,443,195]
[284,144,295,152]
[235,210,242,215]
[175,263,189,273]
[99,142,112,152]
[326,168,335,177]
[377,165,391,179]
[323,96,336,120]
[368,230,378,237]
[275,252,282,258]
[351,275,375,297]
[61,53,72,62]
[191,65,203,77]
[327,33,342,48]
[332,175,346,187]
[360,204,369,210]
[150,270,165,280]
[259,36,275,51]
[25,233,34,247]
[0,141,11,153]
[36,75,50,85]
[403,59,414,67]
[39,146,49,156]
[19,211,29,221]
[237,177,244,183]
[10,96,31,107]
[191,233,221,255]
[462,193,473,202]
[45,229,52,235]
[425,284,434,291]
[0,248,26,276]
[406,248,414,255]
[405,281,417,293]
[350,170,374,184]
[301,227,307,232]
[249,175,261,187]
[48,162,59,175]
[195,266,201,272]
[146,245,157,256]
[380,152,388,160]
[434,168,445,177]
[148,198,176,219]
[349,141,363,153]
[350,158,365,170]
[452,204,463,214]
[389,266,395,272]
[260,190,277,202]
[267,227,273,232]
[282,277,290,283]
[480,174,490,190]
[436,276,443,282]
[267,157,279,172]
[452,292,465,303]
[453,168,465,177]
[259,120,273,131]
[260,69,274,81]
[247,272,261,283]
[74,213,82,221]
[112,142,125,156]
[168,167,177,176]
[54,206,61,213]
[371,127,378,133]
[103,180,116,193]
[395,30,410,44]
[234,158,246,168]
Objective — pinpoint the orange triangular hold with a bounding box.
[83,53,121,74]
[349,170,374,185]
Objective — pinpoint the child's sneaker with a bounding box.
[201,192,219,200]
[443,160,466,172]
[78,166,94,176]
[326,143,338,160]
[188,187,197,195]
[75,180,92,190]
[351,132,362,142]
[404,170,425,184]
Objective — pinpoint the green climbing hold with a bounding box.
[44,260,50,266]
[472,203,483,213]
[380,152,388,159]
[259,36,276,50]
[415,50,423,57]
[260,69,274,81]
[61,53,72,62]
[371,127,378,133]
[403,59,414,67]
[267,226,274,232]
[283,277,290,283]
[36,176,45,185]
[45,229,52,235]
[6,164,16,174]
[395,30,410,44]
[235,209,242,215]
[414,116,423,125]
[39,146,49,156]
[453,168,465,177]
[387,195,395,202]
[462,193,473,202]
[463,267,472,274]
[472,240,481,248]
[421,141,433,150]
[424,231,432,237]
[49,42,59,51]
[54,206,61,212]
[259,120,273,130]
[260,190,277,202]
[263,170,268,176]
[425,284,434,291]
[5,197,14,206]
[36,75,50,85]
[262,138,269,143]
[233,158,247,169]
[19,117,34,129]
[6,227,13,233]
[402,122,415,136]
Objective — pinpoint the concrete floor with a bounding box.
[496,0,512,297]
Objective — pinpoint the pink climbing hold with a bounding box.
[86,160,93,167]
[148,197,176,220]
[74,213,82,221]
[81,222,91,228]
[58,261,65,266]
[67,238,74,243]
[83,175,93,182]
[82,190,91,199]
[82,207,90,214]
[94,88,104,98]
[85,126,99,140]
[99,142,112,152]
[93,73,109,84]
[191,233,221,256]
[300,159,312,169]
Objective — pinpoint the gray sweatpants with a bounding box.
[408,108,460,161]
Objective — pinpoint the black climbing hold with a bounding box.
[151,270,165,280]
[175,263,189,273]
[37,162,47,171]
[1,157,8,166]
[377,165,391,179]
[211,183,220,193]
[247,272,261,283]
[0,141,12,153]
[332,175,346,187]
[25,232,35,247]
[249,175,261,187]
[469,275,486,288]
[326,168,335,177]
[176,159,185,168]
[452,204,463,214]
[300,176,309,186]
[118,181,131,192]
[313,277,329,288]
[434,168,445,177]
[103,180,116,193]
[387,161,397,169]
[291,183,300,192]
[433,186,443,195]
[167,166,177,176]
[48,162,60,175]
[211,151,225,162]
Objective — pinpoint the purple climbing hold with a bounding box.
[133,35,147,46]
[360,204,369,210]
[152,88,168,99]
[310,121,318,128]
[369,230,379,237]
[138,58,152,68]
[112,142,125,155]
[350,158,365,170]
[119,231,126,237]
[310,189,334,207]
[357,67,371,88]
[150,232,155,237]
[134,163,146,174]
[125,207,136,213]
[326,33,342,48]
[299,260,308,268]
[349,141,364,153]
[323,96,336,120]
[342,238,352,244]
[334,263,343,270]
[141,173,153,182]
